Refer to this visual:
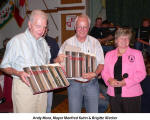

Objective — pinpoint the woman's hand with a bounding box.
[116,80,126,87]
[108,78,119,87]
[108,78,126,87]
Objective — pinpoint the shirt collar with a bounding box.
[75,35,88,43]
[115,47,130,56]
[25,28,44,41]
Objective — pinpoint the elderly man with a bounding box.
[59,14,104,113]
[0,10,52,113]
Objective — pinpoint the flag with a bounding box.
[13,0,26,27]
[0,0,14,29]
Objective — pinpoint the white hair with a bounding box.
[29,9,48,23]
[74,14,91,29]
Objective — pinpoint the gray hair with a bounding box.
[115,27,132,41]
[74,14,91,29]
[29,9,48,23]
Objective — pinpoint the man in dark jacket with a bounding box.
[44,29,59,113]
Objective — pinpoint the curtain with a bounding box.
[106,0,150,28]
[88,0,102,29]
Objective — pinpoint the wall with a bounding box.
[0,0,87,48]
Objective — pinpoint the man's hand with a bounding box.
[0,67,30,86]
[137,38,150,46]
[54,54,66,63]
[82,72,97,81]
[98,39,106,45]
[99,93,106,100]
[17,71,30,86]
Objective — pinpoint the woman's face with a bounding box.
[116,35,130,49]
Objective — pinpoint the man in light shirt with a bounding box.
[59,15,104,113]
[0,9,51,113]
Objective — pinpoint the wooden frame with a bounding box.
[61,0,82,4]
[26,6,85,14]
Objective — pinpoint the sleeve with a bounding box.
[124,51,146,88]
[46,44,51,64]
[50,41,60,63]
[95,40,104,65]
[135,28,139,39]
[89,27,96,37]
[58,40,68,54]
[101,53,111,86]
[0,38,18,68]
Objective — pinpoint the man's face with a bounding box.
[75,17,89,40]
[28,15,47,40]
[95,19,102,27]
[143,20,150,27]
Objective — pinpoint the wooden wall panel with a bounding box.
[61,13,81,44]
[61,0,82,4]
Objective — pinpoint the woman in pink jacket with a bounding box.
[101,27,146,113]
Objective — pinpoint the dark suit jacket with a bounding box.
[45,35,59,63]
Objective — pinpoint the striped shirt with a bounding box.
[59,35,104,81]
[0,29,51,78]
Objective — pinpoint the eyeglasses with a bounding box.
[76,26,89,30]
[32,24,47,30]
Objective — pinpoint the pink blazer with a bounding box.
[102,47,146,97]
